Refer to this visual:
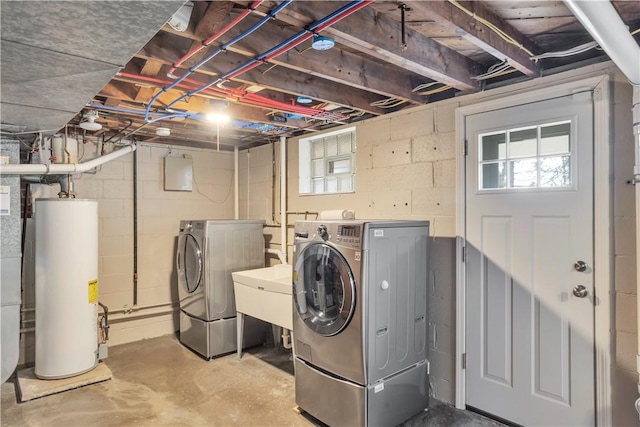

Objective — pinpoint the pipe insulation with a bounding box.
[0,145,136,175]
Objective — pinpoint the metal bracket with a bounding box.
[399,4,409,50]
[627,178,640,185]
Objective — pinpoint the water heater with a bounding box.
[35,199,98,379]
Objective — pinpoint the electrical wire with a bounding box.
[412,82,452,96]
[417,85,452,96]
[472,59,515,80]
[632,27,640,36]
[530,41,599,61]
[448,0,534,57]
[192,168,234,204]
[370,97,407,108]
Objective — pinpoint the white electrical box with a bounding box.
[164,156,193,191]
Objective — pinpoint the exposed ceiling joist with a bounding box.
[408,1,540,76]
[162,20,427,105]
[267,1,481,92]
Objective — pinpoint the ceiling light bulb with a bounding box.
[79,110,102,131]
[206,112,230,123]
[296,96,313,104]
[312,35,335,51]
[156,127,171,137]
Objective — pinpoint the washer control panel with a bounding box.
[294,221,364,249]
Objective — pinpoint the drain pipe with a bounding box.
[563,0,640,418]
[0,144,136,175]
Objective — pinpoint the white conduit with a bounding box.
[0,145,136,175]
[280,136,287,264]
[563,0,640,418]
[634,86,640,418]
[234,146,239,220]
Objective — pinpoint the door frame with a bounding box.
[455,75,612,426]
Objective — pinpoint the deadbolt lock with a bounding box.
[574,260,588,272]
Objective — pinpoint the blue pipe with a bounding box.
[146,0,293,122]
[165,1,364,110]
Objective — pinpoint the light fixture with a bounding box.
[311,35,335,51]
[79,110,102,131]
[155,127,171,137]
[206,112,230,123]
[296,96,313,104]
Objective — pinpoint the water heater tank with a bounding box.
[35,199,98,379]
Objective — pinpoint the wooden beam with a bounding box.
[160,21,426,104]
[135,37,390,115]
[136,59,164,102]
[269,1,480,91]
[101,81,138,101]
[407,1,540,77]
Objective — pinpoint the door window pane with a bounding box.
[540,156,571,187]
[509,128,537,158]
[540,123,570,155]
[481,132,506,161]
[482,162,506,189]
[510,159,538,188]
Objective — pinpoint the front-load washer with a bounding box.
[177,219,266,359]
[292,220,429,427]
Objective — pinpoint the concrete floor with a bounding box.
[1,335,504,427]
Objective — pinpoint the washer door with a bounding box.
[177,233,202,293]
[293,242,355,336]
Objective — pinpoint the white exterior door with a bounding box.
[465,94,595,426]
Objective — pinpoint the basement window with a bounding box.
[478,121,572,191]
[299,127,356,195]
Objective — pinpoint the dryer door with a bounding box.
[294,242,355,336]
[178,233,203,293]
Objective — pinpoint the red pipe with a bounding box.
[167,0,264,77]
[117,71,346,120]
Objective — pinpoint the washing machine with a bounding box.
[292,220,429,427]
[177,219,266,359]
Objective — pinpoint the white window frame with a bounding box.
[299,126,356,195]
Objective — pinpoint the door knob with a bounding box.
[574,260,588,272]
[572,284,589,298]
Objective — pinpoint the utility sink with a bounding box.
[232,264,293,358]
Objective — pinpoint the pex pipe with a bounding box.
[116,72,347,121]
[146,0,292,122]
[168,0,372,110]
[167,0,265,77]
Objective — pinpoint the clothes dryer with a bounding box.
[177,220,266,359]
[292,220,429,427]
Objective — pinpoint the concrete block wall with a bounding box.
[19,143,235,364]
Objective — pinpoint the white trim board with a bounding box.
[455,74,612,426]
